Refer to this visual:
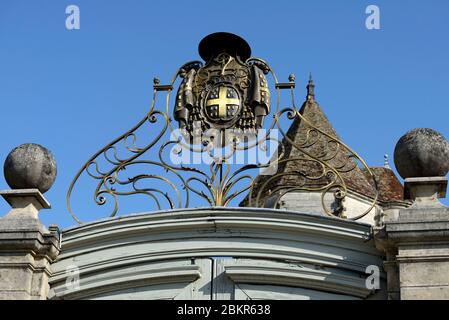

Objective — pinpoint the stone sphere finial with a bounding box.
[394,128,449,179]
[3,143,57,193]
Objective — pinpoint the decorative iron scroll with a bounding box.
[67,52,378,224]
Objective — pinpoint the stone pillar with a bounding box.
[0,144,59,300]
[0,190,60,299]
[375,128,449,300]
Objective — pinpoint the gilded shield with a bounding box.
[204,85,241,124]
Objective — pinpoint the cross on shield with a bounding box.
[205,85,241,123]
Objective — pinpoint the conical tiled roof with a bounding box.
[242,77,382,207]
[362,167,404,202]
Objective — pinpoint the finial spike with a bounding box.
[384,154,391,169]
[306,72,315,101]
[288,74,296,83]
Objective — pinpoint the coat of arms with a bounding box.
[174,33,271,141]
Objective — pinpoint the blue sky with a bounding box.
[0,0,448,228]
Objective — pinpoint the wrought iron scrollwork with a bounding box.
[67,55,378,224]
